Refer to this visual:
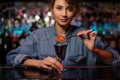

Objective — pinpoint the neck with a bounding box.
[55,23,69,37]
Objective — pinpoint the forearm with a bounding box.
[92,47,114,63]
[22,57,63,71]
[22,58,40,68]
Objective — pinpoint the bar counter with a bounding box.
[0,65,120,79]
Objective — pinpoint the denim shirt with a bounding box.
[6,25,120,67]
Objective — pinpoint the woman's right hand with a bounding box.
[23,56,63,71]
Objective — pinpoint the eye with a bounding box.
[56,6,62,10]
[67,7,74,12]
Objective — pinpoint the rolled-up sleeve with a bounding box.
[96,37,120,65]
[105,46,120,65]
[6,31,37,67]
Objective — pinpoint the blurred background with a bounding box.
[0,1,120,64]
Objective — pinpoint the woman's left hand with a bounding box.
[77,29,97,51]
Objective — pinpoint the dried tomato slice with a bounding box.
[56,35,66,42]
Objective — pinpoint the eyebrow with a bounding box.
[54,4,71,8]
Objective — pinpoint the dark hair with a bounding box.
[49,0,80,11]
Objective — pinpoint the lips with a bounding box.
[60,19,68,22]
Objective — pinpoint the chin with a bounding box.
[59,22,69,26]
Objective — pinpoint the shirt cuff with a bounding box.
[14,54,32,67]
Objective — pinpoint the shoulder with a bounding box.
[70,25,88,33]
[23,27,53,40]
[30,27,53,35]
[33,27,53,33]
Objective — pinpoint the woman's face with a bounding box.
[51,0,76,27]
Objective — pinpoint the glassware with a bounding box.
[54,44,67,62]
[53,44,67,73]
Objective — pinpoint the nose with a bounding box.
[62,9,67,16]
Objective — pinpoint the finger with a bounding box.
[77,30,93,39]
[84,30,93,35]
[44,59,58,70]
[84,30,96,39]
[79,34,86,40]
[45,57,63,70]
[89,31,97,38]
[77,31,86,36]
[40,63,52,70]
[77,32,88,40]
[50,59,63,70]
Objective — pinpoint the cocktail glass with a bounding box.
[54,44,67,62]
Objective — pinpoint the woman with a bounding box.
[6,0,120,71]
